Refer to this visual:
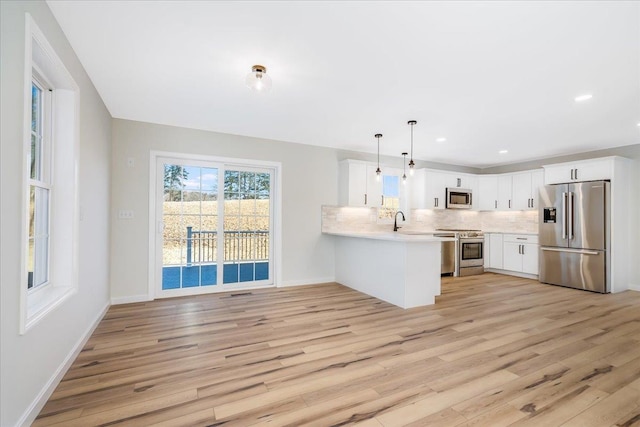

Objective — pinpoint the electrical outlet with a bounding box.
[118,210,134,219]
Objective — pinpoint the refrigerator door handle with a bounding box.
[561,191,567,239]
[541,247,600,256]
[568,191,574,240]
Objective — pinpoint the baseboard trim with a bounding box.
[111,294,152,305]
[18,301,109,427]
[484,269,538,280]
[279,277,336,287]
[627,284,640,292]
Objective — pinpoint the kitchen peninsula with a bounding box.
[325,231,455,309]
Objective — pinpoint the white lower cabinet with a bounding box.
[485,233,503,269]
[502,234,539,275]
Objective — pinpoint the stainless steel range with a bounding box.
[435,229,485,277]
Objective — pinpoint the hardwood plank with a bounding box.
[34,274,640,426]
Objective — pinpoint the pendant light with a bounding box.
[245,65,272,93]
[401,152,408,184]
[375,133,382,181]
[408,120,417,175]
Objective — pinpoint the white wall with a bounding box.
[110,119,339,300]
[0,2,112,426]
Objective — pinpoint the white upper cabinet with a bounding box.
[478,175,498,211]
[497,175,513,210]
[338,159,383,207]
[543,158,614,184]
[512,170,544,210]
[477,170,543,211]
[424,170,448,209]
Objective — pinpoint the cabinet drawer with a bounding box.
[503,234,539,244]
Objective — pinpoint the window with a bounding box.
[27,76,51,290]
[20,14,80,333]
[378,174,400,220]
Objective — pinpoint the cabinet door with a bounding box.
[497,175,513,210]
[366,165,383,207]
[478,176,498,210]
[425,170,447,209]
[503,242,522,272]
[572,159,613,182]
[544,165,573,185]
[489,234,504,269]
[544,158,613,184]
[530,170,544,210]
[484,234,491,268]
[512,172,532,210]
[339,160,368,206]
[410,169,427,209]
[521,243,539,275]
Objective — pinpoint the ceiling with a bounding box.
[47,1,640,168]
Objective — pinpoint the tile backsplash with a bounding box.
[322,206,538,234]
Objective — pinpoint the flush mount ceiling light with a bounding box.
[401,152,408,184]
[245,65,272,93]
[375,133,383,181]
[499,150,508,154]
[407,120,417,176]
[574,94,593,102]
[436,137,447,143]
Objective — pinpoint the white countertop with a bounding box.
[324,231,456,242]
[483,231,538,235]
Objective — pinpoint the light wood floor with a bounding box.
[35,273,640,426]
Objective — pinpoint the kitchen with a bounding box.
[2,1,640,426]
[324,155,636,309]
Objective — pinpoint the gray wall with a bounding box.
[110,119,340,300]
[0,1,112,425]
[480,143,640,174]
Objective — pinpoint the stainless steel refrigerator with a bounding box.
[538,180,610,293]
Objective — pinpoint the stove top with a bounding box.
[436,228,484,238]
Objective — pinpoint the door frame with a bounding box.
[148,150,282,300]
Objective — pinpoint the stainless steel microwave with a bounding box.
[446,188,473,209]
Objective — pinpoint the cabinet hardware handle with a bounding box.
[495,200,497,209]
[365,194,367,205]
[435,197,438,207]
[516,237,527,240]
[509,199,511,209]
[531,198,534,208]
[574,169,578,180]
[522,245,525,255]
[527,199,530,208]
[457,178,461,187]
[381,195,384,206]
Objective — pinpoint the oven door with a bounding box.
[459,238,484,268]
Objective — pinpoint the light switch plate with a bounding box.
[118,210,134,219]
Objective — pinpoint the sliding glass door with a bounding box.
[156,157,274,296]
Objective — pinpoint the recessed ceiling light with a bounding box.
[574,94,593,102]
[499,150,508,154]
[637,122,640,127]
[436,137,447,143]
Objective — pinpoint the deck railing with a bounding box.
[186,227,269,265]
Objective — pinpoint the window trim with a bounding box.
[20,13,80,334]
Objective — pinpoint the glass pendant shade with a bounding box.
[246,65,272,93]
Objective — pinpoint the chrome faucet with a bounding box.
[393,211,405,232]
